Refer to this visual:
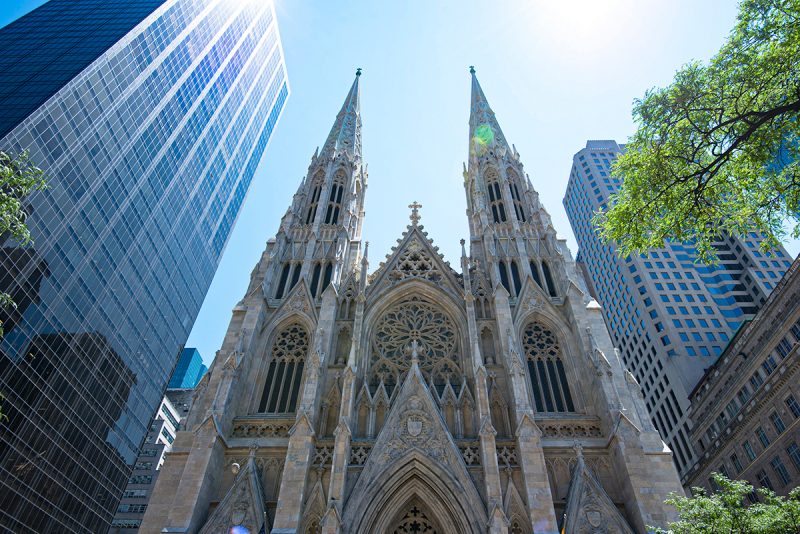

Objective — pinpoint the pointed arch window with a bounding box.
[498,260,521,297]
[522,322,574,413]
[275,262,302,299]
[258,324,308,413]
[305,171,325,224]
[541,261,557,297]
[309,261,333,298]
[529,260,543,289]
[310,263,322,297]
[481,327,497,365]
[507,168,526,222]
[486,170,507,223]
[510,261,522,293]
[324,170,346,225]
[338,282,356,320]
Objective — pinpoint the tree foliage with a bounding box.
[596,0,800,262]
[0,150,47,338]
[652,473,800,534]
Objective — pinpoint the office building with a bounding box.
[563,139,791,479]
[687,256,800,496]
[0,0,288,530]
[168,348,208,389]
[110,396,181,532]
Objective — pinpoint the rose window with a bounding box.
[370,296,461,388]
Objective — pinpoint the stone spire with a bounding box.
[468,67,510,158]
[463,67,565,302]
[321,68,362,158]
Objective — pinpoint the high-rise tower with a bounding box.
[0,1,288,531]
[563,139,791,479]
[142,71,683,534]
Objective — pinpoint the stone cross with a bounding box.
[408,201,422,225]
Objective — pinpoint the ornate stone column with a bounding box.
[493,287,558,534]
[461,242,508,533]
[322,248,368,534]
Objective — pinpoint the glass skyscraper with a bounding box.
[563,140,791,480]
[0,0,288,531]
[168,347,207,389]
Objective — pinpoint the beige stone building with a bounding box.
[140,70,683,534]
[687,256,800,496]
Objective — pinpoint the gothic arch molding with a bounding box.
[514,311,585,413]
[343,452,487,534]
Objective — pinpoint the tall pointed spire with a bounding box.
[468,67,510,156]
[321,68,362,158]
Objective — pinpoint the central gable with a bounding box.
[342,354,486,533]
[367,223,463,298]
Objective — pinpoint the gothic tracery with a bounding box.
[522,321,575,413]
[391,505,438,534]
[258,323,308,413]
[388,238,443,284]
[370,296,461,388]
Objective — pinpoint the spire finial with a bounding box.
[408,201,422,225]
[469,65,475,74]
[356,67,362,76]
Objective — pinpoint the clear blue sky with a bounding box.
[4,1,799,367]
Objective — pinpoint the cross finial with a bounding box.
[408,201,422,225]
[356,67,362,76]
[469,65,475,74]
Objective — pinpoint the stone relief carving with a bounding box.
[377,394,448,464]
[539,421,602,439]
[232,419,294,438]
[496,445,518,467]
[349,443,373,466]
[563,454,633,534]
[199,457,267,534]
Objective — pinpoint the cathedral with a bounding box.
[140,69,684,534]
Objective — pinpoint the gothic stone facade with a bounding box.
[140,70,683,534]
[687,256,800,496]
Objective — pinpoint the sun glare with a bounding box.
[519,0,640,60]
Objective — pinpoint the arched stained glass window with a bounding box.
[305,170,325,224]
[541,261,557,297]
[507,168,526,223]
[529,260,543,289]
[522,322,574,413]
[486,169,507,223]
[324,170,346,225]
[258,324,308,413]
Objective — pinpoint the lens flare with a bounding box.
[230,527,250,534]
[473,124,494,146]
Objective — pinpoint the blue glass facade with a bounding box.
[0,0,168,139]
[0,0,288,531]
[563,140,790,479]
[168,348,207,389]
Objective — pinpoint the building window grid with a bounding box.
[756,427,770,448]
[770,456,792,486]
